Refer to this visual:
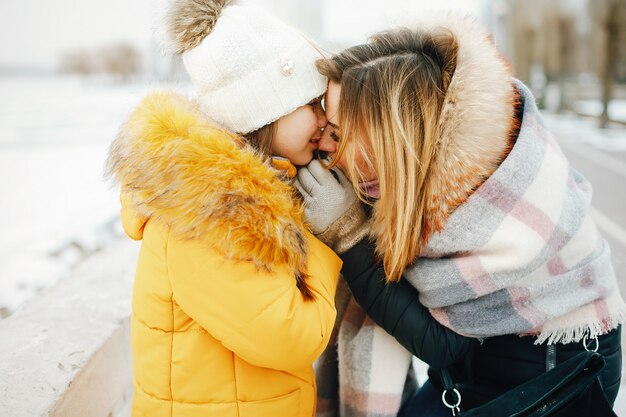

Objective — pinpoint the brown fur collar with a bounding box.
[106,92,313,299]
[415,15,516,241]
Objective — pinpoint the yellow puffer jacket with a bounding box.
[106,92,341,417]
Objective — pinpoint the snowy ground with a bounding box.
[0,75,184,316]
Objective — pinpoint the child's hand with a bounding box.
[295,160,369,253]
[295,159,357,234]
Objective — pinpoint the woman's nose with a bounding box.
[317,130,337,153]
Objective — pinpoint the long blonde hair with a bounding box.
[317,28,459,283]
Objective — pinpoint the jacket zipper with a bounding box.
[545,344,557,371]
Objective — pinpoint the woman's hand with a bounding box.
[295,160,370,253]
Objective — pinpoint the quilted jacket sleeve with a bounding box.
[168,231,341,372]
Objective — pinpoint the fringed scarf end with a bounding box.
[534,309,626,345]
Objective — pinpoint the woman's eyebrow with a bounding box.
[327,121,339,129]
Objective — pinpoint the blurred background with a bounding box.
[1,0,625,321]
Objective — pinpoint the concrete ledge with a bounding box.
[0,238,139,417]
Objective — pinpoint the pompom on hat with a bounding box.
[163,0,327,134]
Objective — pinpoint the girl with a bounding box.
[106,1,341,416]
[298,15,624,416]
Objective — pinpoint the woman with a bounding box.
[106,1,342,416]
[298,15,624,415]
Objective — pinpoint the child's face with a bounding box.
[272,99,327,166]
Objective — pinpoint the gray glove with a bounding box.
[295,160,370,253]
[295,160,357,234]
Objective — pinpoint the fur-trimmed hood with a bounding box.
[106,92,313,298]
[416,14,517,235]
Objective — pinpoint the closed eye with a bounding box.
[308,97,322,107]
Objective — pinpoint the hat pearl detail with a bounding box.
[281,59,294,75]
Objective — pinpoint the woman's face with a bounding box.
[272,99,327,166]
[318,81,377,182]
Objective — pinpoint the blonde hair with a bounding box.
[317,28,459,283]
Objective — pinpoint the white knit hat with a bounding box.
[165,0,327,134]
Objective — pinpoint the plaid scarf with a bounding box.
[406,82,626,344]
[315,280,416,417]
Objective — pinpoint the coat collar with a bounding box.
[106,92,312,294]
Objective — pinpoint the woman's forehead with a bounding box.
[324,81,341,125]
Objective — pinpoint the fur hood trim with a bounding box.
[106,92,314,299]
[420,14,516,233]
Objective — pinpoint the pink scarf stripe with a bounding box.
[593,299,612,333]
[316,397,338,414]
[430,307,454,330]
[476,179,568,252]
[474,176,518,212]
[342,301,368,327]
[340,384,404,415]
[509,198,557,243]
[546,256,567,276]
[455,255,497,296]
[507,286,549,327]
